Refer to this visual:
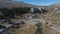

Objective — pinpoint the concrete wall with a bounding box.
[31,8,41,13]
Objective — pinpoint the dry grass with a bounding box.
[39,10,60,25]
[11,24,37,34]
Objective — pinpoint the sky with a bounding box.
[14,0,60,6]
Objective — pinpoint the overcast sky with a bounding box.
[14,0,60,6]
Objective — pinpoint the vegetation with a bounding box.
[0,7,31,19]
[39,9,60,26]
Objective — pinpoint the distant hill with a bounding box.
[0,0,39,8]
[51,3,60,6]
[49,3,60,8]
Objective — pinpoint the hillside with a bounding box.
[51,3,60,6]
[48,3,60,8]
[0,0,38,8]
[39,3,60,26]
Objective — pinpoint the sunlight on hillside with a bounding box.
[40,9,60,25]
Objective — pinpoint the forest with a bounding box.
[0,7,31,19]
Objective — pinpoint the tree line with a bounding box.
[0,7,31,19]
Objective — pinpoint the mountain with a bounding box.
[49,3,60,8]
[52,3,60,6]
[0,0,38,8]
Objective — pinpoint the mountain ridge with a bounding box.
[0,0,39,8]
[50,2,60,7]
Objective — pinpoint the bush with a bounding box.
[0,7,31,18]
